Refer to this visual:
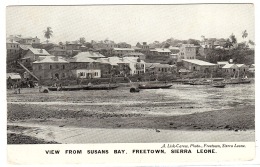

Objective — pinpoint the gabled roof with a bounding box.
[33,56,69,64]
[217,61,229,65]
[20,44,32,50]
[29,48,50,55]
[237,64,247,68]
[73,52,106,59]
[222,64,238,69]
[182,59,216,66]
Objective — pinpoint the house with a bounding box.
[145,63,176,75]
[7,73,22,88]
[48,45,67,57]
[177,44,197,62]
[182,59,217,73]
[112,48,135,57]
[7,35,40,45]
[136,42,150,54]
[222,64,238,75]
[65,41,81,56]
[169,46,180,54]
[32,56,69,80]
[249,64,255,73]
[69,53,101,79]
[98,57,145,76]
[6,39,20,54]
[200,36,227,49]
[21,48,50,67]
[131,46,142,53]
[150,48,172,56]
[237,64,249,73]
[117,42,131,48]
[122,52,146,60]
[217,61,229,68]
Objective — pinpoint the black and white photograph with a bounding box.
[4,2,258,165]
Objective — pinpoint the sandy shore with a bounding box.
[7,85,255,143]
[8,123,254,143]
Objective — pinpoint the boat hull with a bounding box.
[138,84,172,89]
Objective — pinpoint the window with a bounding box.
[39,65,42,70]
[62,65,65,69]
[50,65,52,69]
[56,65,59,69]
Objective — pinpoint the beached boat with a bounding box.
[48,85,88,91]
[138,84,172,89]
[211,82,226,88]
[83,84,119,90]
[224,78,251,84]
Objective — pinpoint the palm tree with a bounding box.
[242,30,248,39]
[43,27,53,43]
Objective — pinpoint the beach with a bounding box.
[7,83,255,143]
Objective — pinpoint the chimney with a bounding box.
[229,59,233,64]
[39,49,43,53]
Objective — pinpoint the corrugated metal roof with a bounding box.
[29,48,50,55]
[74,52,106,59]
[182,59,216,66]
[217,61,229,65]
[33,56,69,64]
[222,64,238,69]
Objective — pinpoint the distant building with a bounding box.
[112,48,135,57]
[117,42,131,48]
[200,36,227,49]
[150,48,171,56]
[65,41,81,56]
[8,35,40,45]
[32,56,69,80]
[136,42,150,54]
[182,59,217,73]
[48,45,67,57]
[145,63,176,75]
[6,39,20,54]
[122,52,146,60]
[169,46,180,54]
[177,44,197,62]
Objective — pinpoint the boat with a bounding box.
[211,82,226,88]
[83,84,119,90]
[138,84,172,89]
[48,85,88,91]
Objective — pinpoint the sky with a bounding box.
[6,4,254,45]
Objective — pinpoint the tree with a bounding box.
[229,33,237,45]
[43,27,53,43]
[242,30,248,39]
[188,39,200,45]
[79,37,86,44]
[248,40,255,46]
[58,42,63,45]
